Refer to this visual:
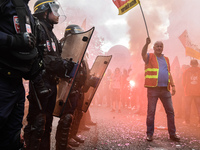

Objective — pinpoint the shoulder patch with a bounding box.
[13,16,20,33]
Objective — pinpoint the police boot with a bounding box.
[66,145,75,150]
[68,138,80,147]
[80,125,90,131]
[56,114,73,150]
[72,135,84,143]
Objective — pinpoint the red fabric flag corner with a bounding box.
[112,0,140,15]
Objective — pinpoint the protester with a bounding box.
[110,67,122,113]
[170,57,183,118]
[133,72,147,115]
[104,69,113,107]
[141,37,180,142]
[182,59,200,127]
[121,69,130,108]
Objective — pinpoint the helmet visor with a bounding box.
[49,1,66,23]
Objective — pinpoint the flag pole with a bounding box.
[138,2,149,37]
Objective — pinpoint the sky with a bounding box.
[28,0,200,69]
[29,0,129,51]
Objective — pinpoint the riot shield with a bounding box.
[53,27,95,117]
[82,55,112,112]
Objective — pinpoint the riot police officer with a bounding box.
[23,0,74,150]
[0,0,40,149]
[56,24,87,150]
[56,24,99,150]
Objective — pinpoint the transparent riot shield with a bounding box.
[82,55,112,112]
[53,27,95,117]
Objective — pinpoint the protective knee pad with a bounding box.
[25,113,46,150]
[32,113,46,138]
[56,114,73,150]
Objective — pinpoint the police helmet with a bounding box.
[34,0,66,22]
[64,25,84,37]
[34,0,53,15]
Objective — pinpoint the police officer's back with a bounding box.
[0,0,39,149]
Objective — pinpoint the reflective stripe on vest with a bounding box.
[144,53,171,91]
[145,68,159,79]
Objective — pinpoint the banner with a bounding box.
[178,30,191,48]
[112,0,140,15]
[185,47,200,60]
[179,30,200,60]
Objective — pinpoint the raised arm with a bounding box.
[142,37,151,62]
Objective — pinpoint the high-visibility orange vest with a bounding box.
[144,53,171,91]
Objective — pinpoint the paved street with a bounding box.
[49,104,200,150]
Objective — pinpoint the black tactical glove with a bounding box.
[64,59,75,76]
[8,32,36,49]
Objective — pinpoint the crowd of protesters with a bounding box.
[92,58,200,129]
[92,67,147,114]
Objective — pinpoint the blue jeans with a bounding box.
[146,87,176,136]
[184,96,200,123]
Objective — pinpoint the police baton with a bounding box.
[30,81,43,111]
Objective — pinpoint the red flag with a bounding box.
[112,0,149,37]
[178,30,191,48]
[112,0,140,15]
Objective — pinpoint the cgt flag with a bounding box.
[113,0,140,15]
[179,30,200,60]
[112,0,149,37]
